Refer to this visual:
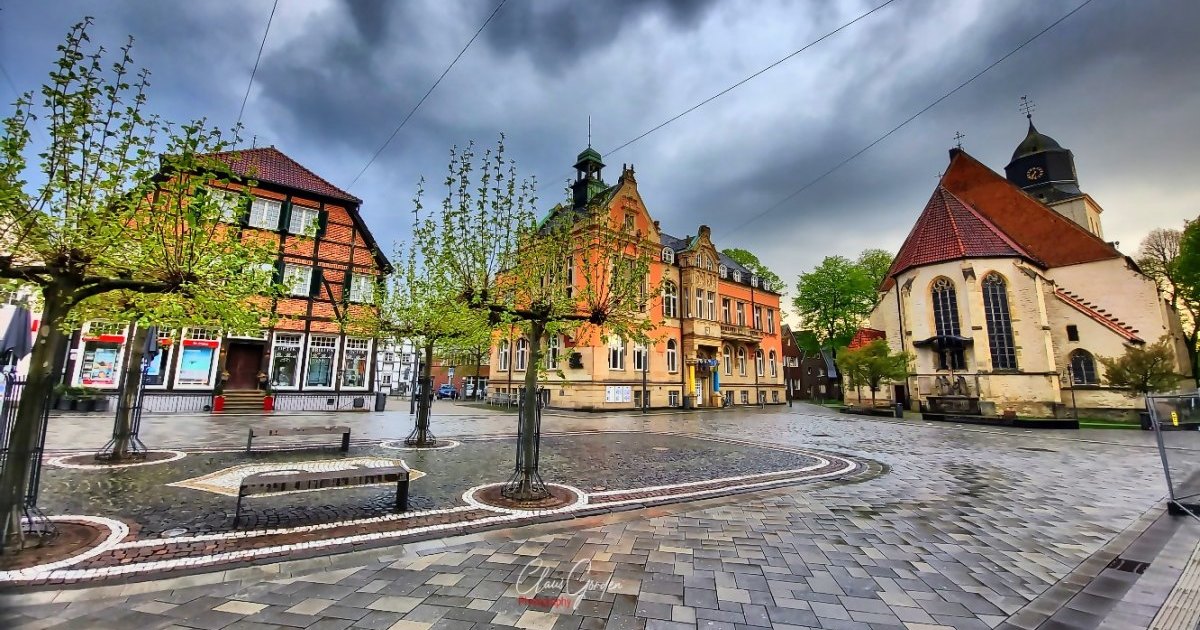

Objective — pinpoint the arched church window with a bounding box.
[931,277,965,370]
[982,273,1018,370]
[1070,350,1098,385]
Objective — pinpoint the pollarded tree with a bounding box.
[0,20,277,549]
[416,138,656,501]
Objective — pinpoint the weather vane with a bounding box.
[953,131,965,149]
[1019,95,1036,121]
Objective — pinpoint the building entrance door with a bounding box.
[226,343,264,390]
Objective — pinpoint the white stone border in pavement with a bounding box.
[45,450,187,470]
[380,439,462,451]
[6,431,864,583]
[461,482,589,515]
[0,515,128,582]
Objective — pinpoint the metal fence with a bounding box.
[100,391,214,414]
[273,392,373,412]
[1144,393,1200,514]
[0,370,53,533]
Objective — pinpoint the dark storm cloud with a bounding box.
[482,0,719,75]
[5,0,1200,307]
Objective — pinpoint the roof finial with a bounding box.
[251,134,258,149]
[1019,95,1036,122]
[587,115,592,148]
[953,131,965,149]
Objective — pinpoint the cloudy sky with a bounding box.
[3,0,1199,306]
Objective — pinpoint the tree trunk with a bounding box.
[409,342,436,446]
[475,350,484,400]
[511,320,546,501]
[0,285,71,551]
[109,325,149,460]
[1187,331,1199,387]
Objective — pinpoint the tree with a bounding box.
[720,248,782,294]
[416,138,655,501]
[856,248,894,304]
[1166,223,1200,383]
[1099,336,1182,397]
[792,256,874,353]
[0,20,275,549]
[835,339,911,407]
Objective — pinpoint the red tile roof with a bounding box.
[940,150,1121,268]
[207,147,360,203]
[848,328,886,350]
[883,186,1038,288]
[1053,287,1143,343]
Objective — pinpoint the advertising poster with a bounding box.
[81,345,119,387]
[179,346,215,385]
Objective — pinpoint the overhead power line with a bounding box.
[724,0,1099,239]
[347,0,508,189]
[605,0,902,156]
[237,0,279,131]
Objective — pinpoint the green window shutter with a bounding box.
[272,260,285,285]
[342,270,354,303]
[310,267,324,297]
[239,196,252,228]
[278,201,292,232]
[316,209,328,237]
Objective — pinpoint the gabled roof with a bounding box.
[941,149,1121,269]
[207,147,361,203]
[1053,287,1143,344]
[884,186,1039,287]
[848,328,886,350]
[203,147,391,273]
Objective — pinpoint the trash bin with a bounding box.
[894,402,904,418]
[374,391,388,412]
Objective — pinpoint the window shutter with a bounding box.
[278,201,292,232]
[239,196,252,227]
[272,260,285,285]
[342,270,353,303]
[310,267,324,297]
[316,209,328,238]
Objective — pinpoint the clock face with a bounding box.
[1026,166,1045,181]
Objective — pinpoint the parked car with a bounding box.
[464,384,475,399]
[436,384,458,400]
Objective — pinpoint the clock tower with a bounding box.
[1003,107,1103,237]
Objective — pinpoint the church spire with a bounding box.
[571,123,607,209]
[1004,98,1081,204]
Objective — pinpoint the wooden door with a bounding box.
[225,344,263,390]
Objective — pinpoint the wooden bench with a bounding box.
[246,425,351,453]
[234,464,410,526]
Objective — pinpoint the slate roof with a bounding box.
[206,147,360,203]
[884,186,1039,287]
[660,231,778,293]
[940,150,1121,269]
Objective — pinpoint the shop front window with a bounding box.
[178,328,220,386]
[270,333,303,388]
[343,338,371,388]
[306,336,338,388]
[77,322,127,388]
[144,329,175,387]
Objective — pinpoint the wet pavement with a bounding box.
[5,403,1199,629]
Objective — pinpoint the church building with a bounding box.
[857,116,1190,420]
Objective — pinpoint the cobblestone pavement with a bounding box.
[5,403,1198,629]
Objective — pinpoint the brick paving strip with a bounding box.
[0,433,874,587]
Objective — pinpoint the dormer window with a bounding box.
[661,247,674,264]
[718,264,727,277]
[733,270,741,283]
[751,275,759,287]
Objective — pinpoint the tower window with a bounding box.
[1066,325,1079,342]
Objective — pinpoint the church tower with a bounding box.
[1003,99,1103,237]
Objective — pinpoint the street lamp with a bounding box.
[1062,364,1078,419]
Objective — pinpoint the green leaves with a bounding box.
[836,339,911,394]
[1099,335,1182,397]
